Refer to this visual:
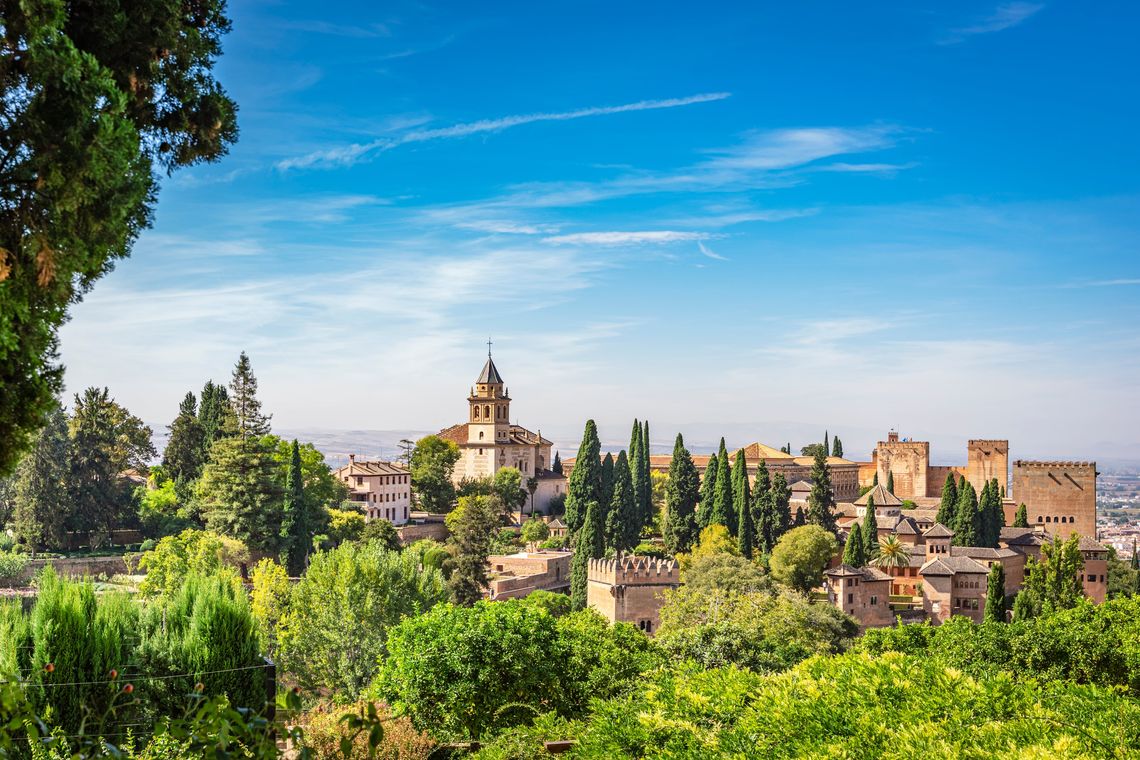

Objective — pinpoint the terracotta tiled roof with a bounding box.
[826,564,892,581]
[920,556,988,576]
[1078,536,1108,552]
[789,480,813,492]
[791,455,857,467]
[923,522,955,539]
[952,546,1018,560]
[437,423,552,446]
[894,516,921,535]
[336,459,408,477]
[438,423,468,444]
[854,483,902,507]
[739,442,795,460]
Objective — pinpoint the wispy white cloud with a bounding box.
[813,161,918,174]
[697,242,728,261]
[453,220,561,235]
[276,92,732,170]
[279,20,392,38]
[941,3,1044,44]
[543,230,716,246]
[1062,278,1140,288]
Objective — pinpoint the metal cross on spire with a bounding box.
[487,336,493,357]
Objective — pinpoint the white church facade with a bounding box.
[438,351,567,515]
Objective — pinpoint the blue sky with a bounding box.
[59,1,1140,462]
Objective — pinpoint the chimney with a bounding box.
[349,454,355,464]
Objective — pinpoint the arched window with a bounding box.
[474,406,480,420]
[479,431,484,440]
[484,405,491,418]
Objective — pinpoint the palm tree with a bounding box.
[872,534,912,570]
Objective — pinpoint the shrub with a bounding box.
[298,700,436,759]
[137,529,247,597]
[0,550,28,587]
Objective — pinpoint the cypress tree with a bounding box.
[198,379,231,450]
[806,446,837,533]
[629,420,650,536]
[280,439,308,576]
[824,430,830,458]
[843,523,866,567]
[1130,542,1138,571]
[862,495,879,560]
[886,470,895,495]
[664,434,699,554]
[793,506,805,526]
[697,452,718,529]
[733,450,753,557]
[565,420,601,533]
[163,391,206,482]
[710,439,735,533]
[605,451,637,552]
[752,459,773,553]
[570,499,603,611]
[552,451,562,475]
[953,481,980,547]
[873,471,879,486]
[984,562,1007,623]
[936,472,958,527]
[639,420,653,533]
[832,436,844,459]
[1014,503,1029,528]
[978,479,1001,548]
[770,471,792,545]
[599,453,615,527]
[990,478,1006,543]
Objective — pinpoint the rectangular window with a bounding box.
[1088,574,1096,582]
[870,595,878,605]
[847,593,853,604]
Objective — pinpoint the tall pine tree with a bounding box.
[664,434,699,554]
[710,439,735,533]
[807,446,837,533]
[198,380,231,450]
[605,451,637,552]
[936,472,958,528]
[565,420,601,533]
[279,439,309,576]
[163,391,205,482]
[732,449,753,557]
[953,481,980,547]
[843,523,866,567]
[697,452,718,529]
[862,495,879,560]
[9,403,70,553]
[570,499,603,611]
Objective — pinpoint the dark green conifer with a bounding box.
[570,499,603,611]
[280,439,309,576]
[1014,503,1029,528]
[886,470,895,495]
[936,472,958,527]
[552,451,562,475]
[824,430,830,458]
[565,420,601,533]
[770,471,792,544]
[163,391,206,482]
[697,452,718,528]
[984,562,1007,623]
[843,523,866,567]
[710,439,735,533]
[605,451,637,552]
[873,471,879,486]
[862,495,879,560]
[793,506,805,526]
[664,434,699,554]
[599,452,615,526]
[953,481,980,546]
[751,459,773,553]
[733,450,753,557]
[806,446,837,533]
[832,436,844,458]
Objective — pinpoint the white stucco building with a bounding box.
[334,457,411,525]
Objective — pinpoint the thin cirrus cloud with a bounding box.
[542,230,717,246]
[275,92,732,171]
[697,241,728,261]
[940,2,1044,44]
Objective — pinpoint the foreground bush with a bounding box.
[563,652,1140,758]
[297,700,436,759]
[374,601,662,740]
[858,595,1140,695]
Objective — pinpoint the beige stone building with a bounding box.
[824,565,894,629]
[1010,460,1097,539]
[334,457,411,525]
[486,551,571,600]
[587,556,680,635]
[862,431,1009,504]
[438,351,567,514]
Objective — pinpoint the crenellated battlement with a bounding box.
[588,555,680,586]
[1014,460,1096,469]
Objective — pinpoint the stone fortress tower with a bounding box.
[587,556,680,635]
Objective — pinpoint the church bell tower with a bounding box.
[468,341,510,448]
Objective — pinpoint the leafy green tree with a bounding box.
[279,440,307,576]
[198,380,231,449]
[769,525,839,594]
[800,443,826,457]
[886,470,895,494]
[606,451,637,552]
[843,524,866,567]
[806,446,836,533]
[733,450,754,557]
[249,559,291,658]
[8,402,69,552]
[832,436,844,458]
[358,518,402,552]
[410,435,460,514]
[985,562,1007,623]
[1014,503,1030,528]
[521,516,550,549]
[663,434,699,554]
[163,392,206,482]
[279,543,446,695]
[447,495,501,606]
[0,0,238,477]
[571,499,604,611]
[953,481,980,547]
[566,420,602,532]
[1017,534,1086,619]
[68,386,155,537]
[136,528,248,597]
[681,552,770,596]
[936,472,958,527]
[862,496,879,561]
[552,451,563,474]
[710,439,736,533]
[491,466,528,521]
[697,452,718,529]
